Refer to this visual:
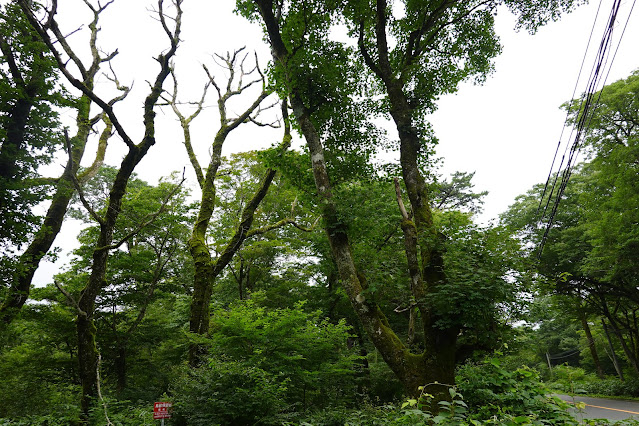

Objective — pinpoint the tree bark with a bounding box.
[579,308,604,378]
[602,318,625,381]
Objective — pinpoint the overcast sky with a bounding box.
[430,1,638,222]
[31,0,639,284]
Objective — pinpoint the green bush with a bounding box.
[546,364,598,393]
[206,300,361,408]
[169,301,361,423]
[457,357,578,425]
[583,377,639,397]
[170,361,287,425]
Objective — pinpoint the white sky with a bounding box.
[430,1,638,222]
[29,0,639,285]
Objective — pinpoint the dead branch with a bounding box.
[164,65,210,186]
[63,129,104,226]
[394,177,410,221]
[16,0,135,148]
[54,280,87,318]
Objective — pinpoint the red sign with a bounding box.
[153,402,172,420]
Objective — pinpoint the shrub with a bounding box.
[583,376,639,397]
[170,361,287,425]
[457,357,578,425]
[546,364,598,393]
[206,300,361,408]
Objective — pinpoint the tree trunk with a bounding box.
[602,318,624,381]
[115,345,127,395]
[607,314,639,375]
[188,160,281,365]
[0,96,33,182]
[254,0,457,403]
[579,309,604,378]
[76,311,99,415]
[17,1,182,419]
[601,300,639,376]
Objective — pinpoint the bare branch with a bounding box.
[246,99,281,127]
[394,177,410,221]
[64,129,104,226]
[54,280,87,317]
[16,0,136,148]
[78,116,112,183]
[166,65,209,187]
[247,216,319,237]
[203,64,222,98]
[394,302,416,314]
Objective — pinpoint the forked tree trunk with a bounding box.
[254,0,458,403]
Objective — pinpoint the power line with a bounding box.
[536,0,604,222]
[536,0,636,258]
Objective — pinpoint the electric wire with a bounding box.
[536,0,634,258]
[539,1,619,254]
[547,348,581,360]
[536,0,604,221]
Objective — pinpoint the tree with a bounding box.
[0,2,65,250]
[165,50,313,364]
[59,167,193,395]
[1,0,125,327]
[209,151,319,305]
[16,0,183,415]
[238,0,582,403]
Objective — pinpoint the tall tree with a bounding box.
[166,52,306,364]
[56,167,193,395]
[0,2,64,249]
[17,0,183,415]
[503,71,639,379]
[239,0,581,402]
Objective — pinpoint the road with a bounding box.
[556,394,639,422]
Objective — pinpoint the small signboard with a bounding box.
[153,401,172,420]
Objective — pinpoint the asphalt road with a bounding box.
[556,394,639,422]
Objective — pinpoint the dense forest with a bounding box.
[1,0,639,425]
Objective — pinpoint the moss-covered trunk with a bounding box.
[254,0,454,401]
[77,149,148,414]
[369,0,459,398]
[0,96,106,326]
[187,148,281,364]
[388,80,459,398]
[185,75,285,364]
[17,0,182,420]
